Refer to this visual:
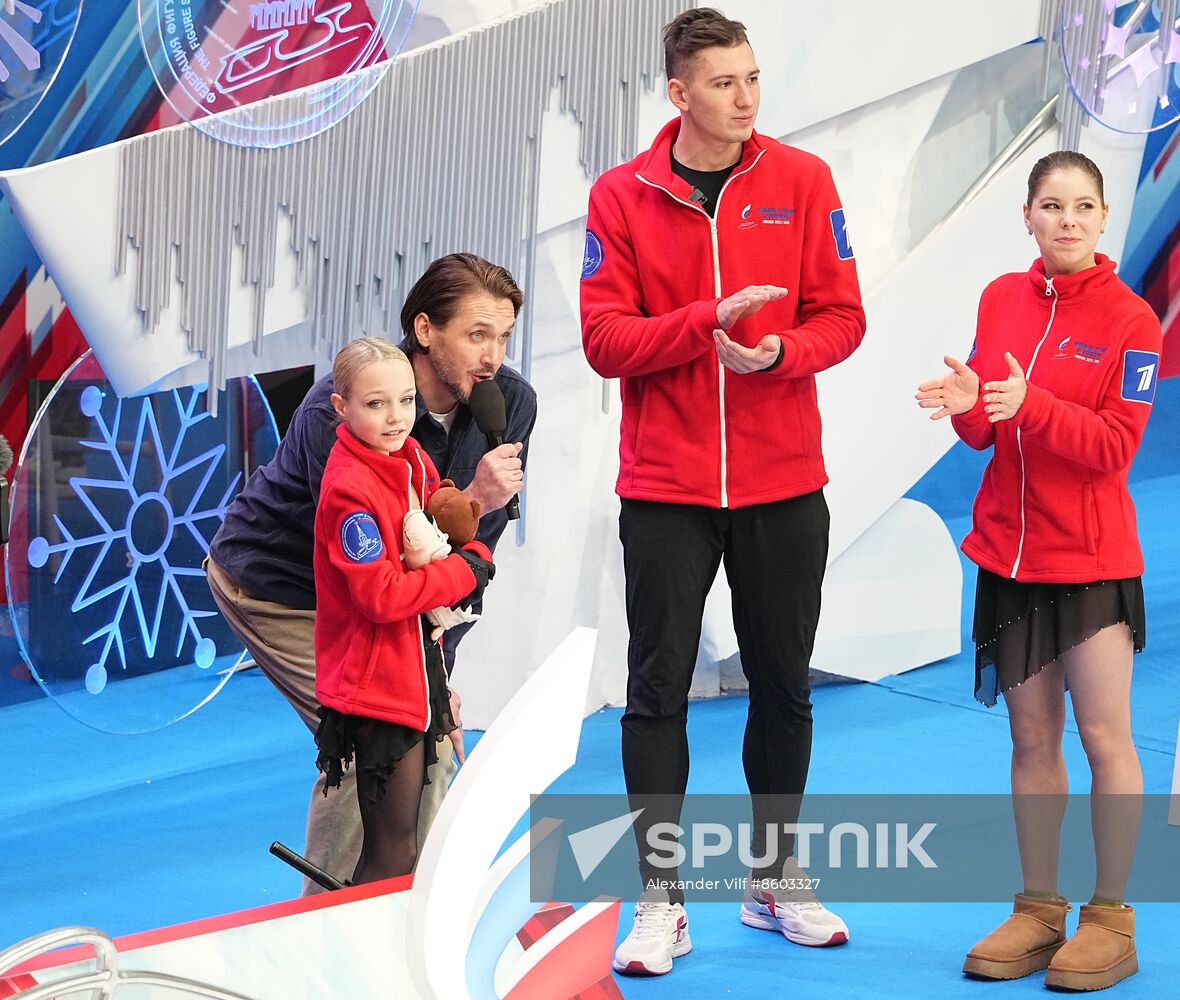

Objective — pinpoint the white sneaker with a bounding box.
[741,876,849,947]
[612,900,691,975]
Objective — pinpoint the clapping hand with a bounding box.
[714,328,782,374]
[981,353,1027,423]
[714,284,788,374]
[916,356,980,420]
[716,284,788,330]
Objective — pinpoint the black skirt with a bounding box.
[315,617,457,803]
[972,569,1145,707]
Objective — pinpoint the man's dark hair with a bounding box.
[400,253,525,354]
[663,7,749,82]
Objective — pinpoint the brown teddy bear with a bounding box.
[402,479,484,637]
[425,479,481,546]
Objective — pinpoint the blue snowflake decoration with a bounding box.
[7,356,278,733]
[26,386,237,696]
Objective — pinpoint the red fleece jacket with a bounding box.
[580,118,866,509]
[954,255,1162,583]
[314,426,491,728]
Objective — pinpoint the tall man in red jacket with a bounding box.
[580,8,866,976]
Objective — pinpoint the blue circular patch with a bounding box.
[581,230,604,280]
[341,512,385,564]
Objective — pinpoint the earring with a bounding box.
[1100,228,1105,234]
[1027,229,1033,236]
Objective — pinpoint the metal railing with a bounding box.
[0,927,257,1000]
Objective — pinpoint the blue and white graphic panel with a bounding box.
[0,0,83,147]
[4,351,279,733]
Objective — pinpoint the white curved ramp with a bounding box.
[407,626,601,1000]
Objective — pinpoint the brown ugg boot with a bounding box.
[962,893,1071,980]
[1044,903,1137,991]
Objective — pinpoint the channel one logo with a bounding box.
[136,0,419,147]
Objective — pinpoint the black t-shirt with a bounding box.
[671,149,740,218]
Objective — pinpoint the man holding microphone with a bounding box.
[208,253,537,893]
[580,7,866,976]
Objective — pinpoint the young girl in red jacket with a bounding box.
[313,337,494,884]
[917,151,1161,991]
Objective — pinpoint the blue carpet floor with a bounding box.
[1,379,1177,997]
[4,668,1176,997]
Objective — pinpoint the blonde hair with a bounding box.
[332,337,410,399]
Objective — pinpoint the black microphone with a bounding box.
[467,379,520,521]
[688,187,707,207]
[0,434,11,546]
[269,841,350,891]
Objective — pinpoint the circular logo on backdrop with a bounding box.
[0,0,84,148]
[1059,4,1180,135]
[581,230,604,280]
[136,0,419,148]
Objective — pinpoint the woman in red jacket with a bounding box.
[313,337,493,884]
[917,151,1161,991]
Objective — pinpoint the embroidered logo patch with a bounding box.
[341,512,384,563]
[740,204,794,229]
[581,230,604,279]
[740,203,761,229]
[1121,350,1159,405]
[1055,338,1109,364]
[830,209,854,260]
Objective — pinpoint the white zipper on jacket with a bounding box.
[634,148,766,507]
[1010,275,1058,579]
[409,453,431,728]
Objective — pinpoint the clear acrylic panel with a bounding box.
[136,0,419,148]
[1061,2,1180,135]
[4,351,279,733]
[0,0,84,148]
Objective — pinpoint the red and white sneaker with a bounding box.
[612,900,691,976]
[741,881,849,947]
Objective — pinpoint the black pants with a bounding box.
[619,491,829,902]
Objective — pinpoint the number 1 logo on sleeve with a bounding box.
[1121,350,1159,405]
